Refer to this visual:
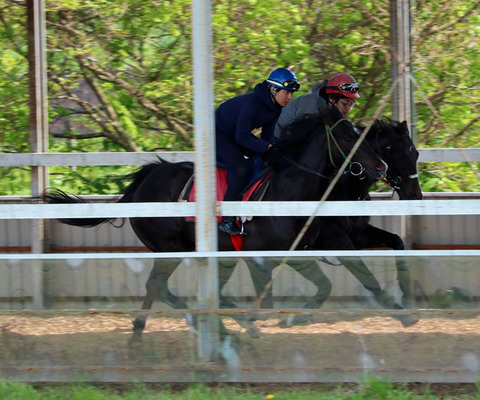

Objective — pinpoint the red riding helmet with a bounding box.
[325,73,360,99]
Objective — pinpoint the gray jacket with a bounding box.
[274,80,329,139]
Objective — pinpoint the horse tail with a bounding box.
[41,159,171,228]
[41,188,119,228]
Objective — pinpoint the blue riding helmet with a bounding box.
[266,68,300,92]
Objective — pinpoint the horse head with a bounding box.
[368,118,423,200]
[317,107,387,182]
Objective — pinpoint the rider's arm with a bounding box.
[234,104,271,154]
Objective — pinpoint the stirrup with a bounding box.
[219,218,247,236]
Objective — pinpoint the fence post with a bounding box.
[27,0,48,308]
[390,0,416,249]
[192,0,219,364]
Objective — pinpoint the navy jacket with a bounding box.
[215,81,282,155]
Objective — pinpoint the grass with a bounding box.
[0,379,479,399]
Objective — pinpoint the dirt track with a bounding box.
[1,313,479,386]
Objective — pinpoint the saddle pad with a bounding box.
[184,168,272,251]
[185,168,229,222]
[185,168,272,210]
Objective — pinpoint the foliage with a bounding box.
[0,380,479,399]
[0,0,479,194]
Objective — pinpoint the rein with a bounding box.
[278,155,331,179]
[277,117,364,179]
[325,118,349,168]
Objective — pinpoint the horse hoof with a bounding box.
[245,324,261,339]
[132,318,146,330]
[398,313,419,328]
[278,314,311,328]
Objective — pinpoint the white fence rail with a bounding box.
[0,199,479,219]
[0,148,479,166]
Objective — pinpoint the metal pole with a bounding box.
[27,0,48,308]
[390,0,416,249]
[390,0,413,129]
[191,0,219,363]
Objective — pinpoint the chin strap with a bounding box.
[270,87,281,106]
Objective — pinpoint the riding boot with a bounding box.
[219,216,247,236]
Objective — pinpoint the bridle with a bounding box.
[382,172,419,191]
[374,137,419,191]
[276,117,365,179]
[325,118,365,177]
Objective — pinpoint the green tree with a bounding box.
[0,0,479,194]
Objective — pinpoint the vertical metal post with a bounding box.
[191,0,219,363]
[391,0,416,248]
[27,0,48,308]
[391,0,413,130]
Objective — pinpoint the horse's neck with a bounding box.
[268,137,333,201]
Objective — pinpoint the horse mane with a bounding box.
[119,157,193,198]
[360,117,408,142]
[275,107,343,159]
[277,114,323,147]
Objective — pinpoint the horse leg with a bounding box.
[216,259,259,338]
[217,258,274,338]
[339,255,419,327]
[277,258,332,327]
[315,223,399,310]
[337,256,400,308]
[247,257,276,310]
[132,259,189,336]
[351,224,419,310]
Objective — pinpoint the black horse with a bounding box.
[251,118,422,328]
[42,108,386,335]
[314,118,422,313]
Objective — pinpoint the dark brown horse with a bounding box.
[246,118,422,329]
[42,108,387,336]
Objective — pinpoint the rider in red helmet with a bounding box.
[275,72,359,139]
[325,73,359,114]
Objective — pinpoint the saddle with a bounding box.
[180,166,273,224]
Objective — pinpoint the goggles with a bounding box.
[281,80,300,90]
[338,100,357,109]
[326,82,359,93]
[268,79,300,90]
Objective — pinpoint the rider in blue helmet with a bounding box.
[216,68,300,236]
[267,68,301,97]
